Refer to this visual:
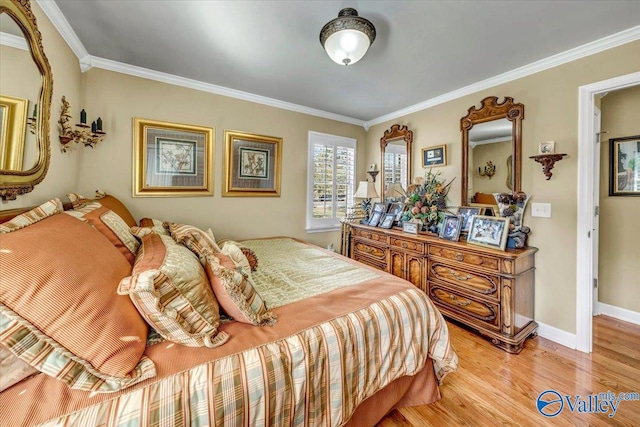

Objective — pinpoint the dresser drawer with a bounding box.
[390,237,424,254]
[352,227,388,244]
[353,251,387,271]
[428,260,499,300]
[428,282,500,331]
[352,240,388,265]
[428,244,500,272]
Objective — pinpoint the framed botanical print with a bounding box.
[133,118,214,197]
[224,130,282,196]
[609,135,640,196]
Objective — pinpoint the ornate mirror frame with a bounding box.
[460,96,524,204]
[0,0,53,200]
[380,124,413,191]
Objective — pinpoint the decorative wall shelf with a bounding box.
[529,153,567,180]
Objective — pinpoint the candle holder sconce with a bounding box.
[58,96,106,152]
[478,161,496,179]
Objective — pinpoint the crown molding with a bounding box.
[35,0,89,64]
[0,31,28,50]
[88,56,366,127]
[365,25,640,128]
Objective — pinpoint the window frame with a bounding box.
[306,131,357,233]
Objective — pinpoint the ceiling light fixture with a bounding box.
[319,8,376,66]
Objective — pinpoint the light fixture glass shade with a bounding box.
[320,8,376,66]
[353,181,379,199]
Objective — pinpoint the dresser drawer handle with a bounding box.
[450,270,471,281]
[450,294,471,307]
[402,242,408,248]
[455,253,464,261]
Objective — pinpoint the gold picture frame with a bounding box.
[0,95,29,171]
[223,130,282,197]
[422,144,447,167]
[133,118,214,197]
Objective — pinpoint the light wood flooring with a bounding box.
[378,315,640,426]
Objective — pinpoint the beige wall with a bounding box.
[0,1,82,210]
[366,40,640,333]
[77,68,367,249]
[599,85,640,312]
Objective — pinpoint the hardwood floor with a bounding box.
[378,315,640,426]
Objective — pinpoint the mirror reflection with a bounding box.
[380,124,413,202]
[0,12,40,172]
[468,118,513,201]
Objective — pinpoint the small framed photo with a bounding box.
[609,135,640,196]
[368,211,383,227]
[538,140,556,155]
[469,203,496,217]
[371,202,389,215]
[388,202,405,222]
[457,206,482,233]
[422,144,447,167]
[467,215,510,251]
[378,213,396,229]
[402,221,420,235]
[439,215,462,241]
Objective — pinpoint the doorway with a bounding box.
[576,71,640,353]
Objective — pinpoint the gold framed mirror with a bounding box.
[461,96,524,205]
[0,0,53,200]
[380,124,413,200]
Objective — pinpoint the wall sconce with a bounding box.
[478,161,496,179]
[58,96,106,152]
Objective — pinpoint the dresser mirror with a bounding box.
[380,124,413,200]
[461,97,524,205]
[0,0,53,200]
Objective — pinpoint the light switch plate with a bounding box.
[531,202,551,218]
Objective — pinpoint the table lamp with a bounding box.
[353,180,379,223]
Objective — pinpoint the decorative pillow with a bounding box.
[68,190,137,227]
[0,213,155,393]
[0,198,63,233]
[220,241,252,276]
[218,239,259,272]
[65,195,139,265]
[0,345,39,392]
[118,233,229,348]
[168,222,221,260]
[205,253,276,325]
[131,218,170,238]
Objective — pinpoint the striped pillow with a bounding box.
[118,233,229,348]
[67,191,137,227]
[65,201,139,265]
[0,213,155,393]
[205,252,276,326]
[131,218,171,238]
[0,346,38,392]
[168,222,221,260]
[0,198,63,233]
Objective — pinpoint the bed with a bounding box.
[0,197,457,427]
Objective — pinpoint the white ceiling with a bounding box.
[47,1,640,124]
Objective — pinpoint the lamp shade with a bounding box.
[353,181,379,199]
[320,8,376,66]
[385,183,405,199]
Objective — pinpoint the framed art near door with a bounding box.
[609,135,640,196]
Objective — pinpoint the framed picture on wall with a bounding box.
[133,118,214,197]
[609,135,640,196]
[223,130,282,197]
[422,144,447,167]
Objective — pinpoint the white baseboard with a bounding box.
[536,321,577,350]
[594,302,640,326]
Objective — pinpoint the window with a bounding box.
[307,131,356,232]
[383,145,408,190]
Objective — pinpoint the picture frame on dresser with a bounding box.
[457,206,482,233]
[439,215,462,241]
[371,202,389,215]
[368,211,383,227]
[401,221,419,234]
[466,215,510,251]
[378,213,396,229]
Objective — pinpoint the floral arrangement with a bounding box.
[401,170,454,232]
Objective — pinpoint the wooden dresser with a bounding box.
[350,223,538,353]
